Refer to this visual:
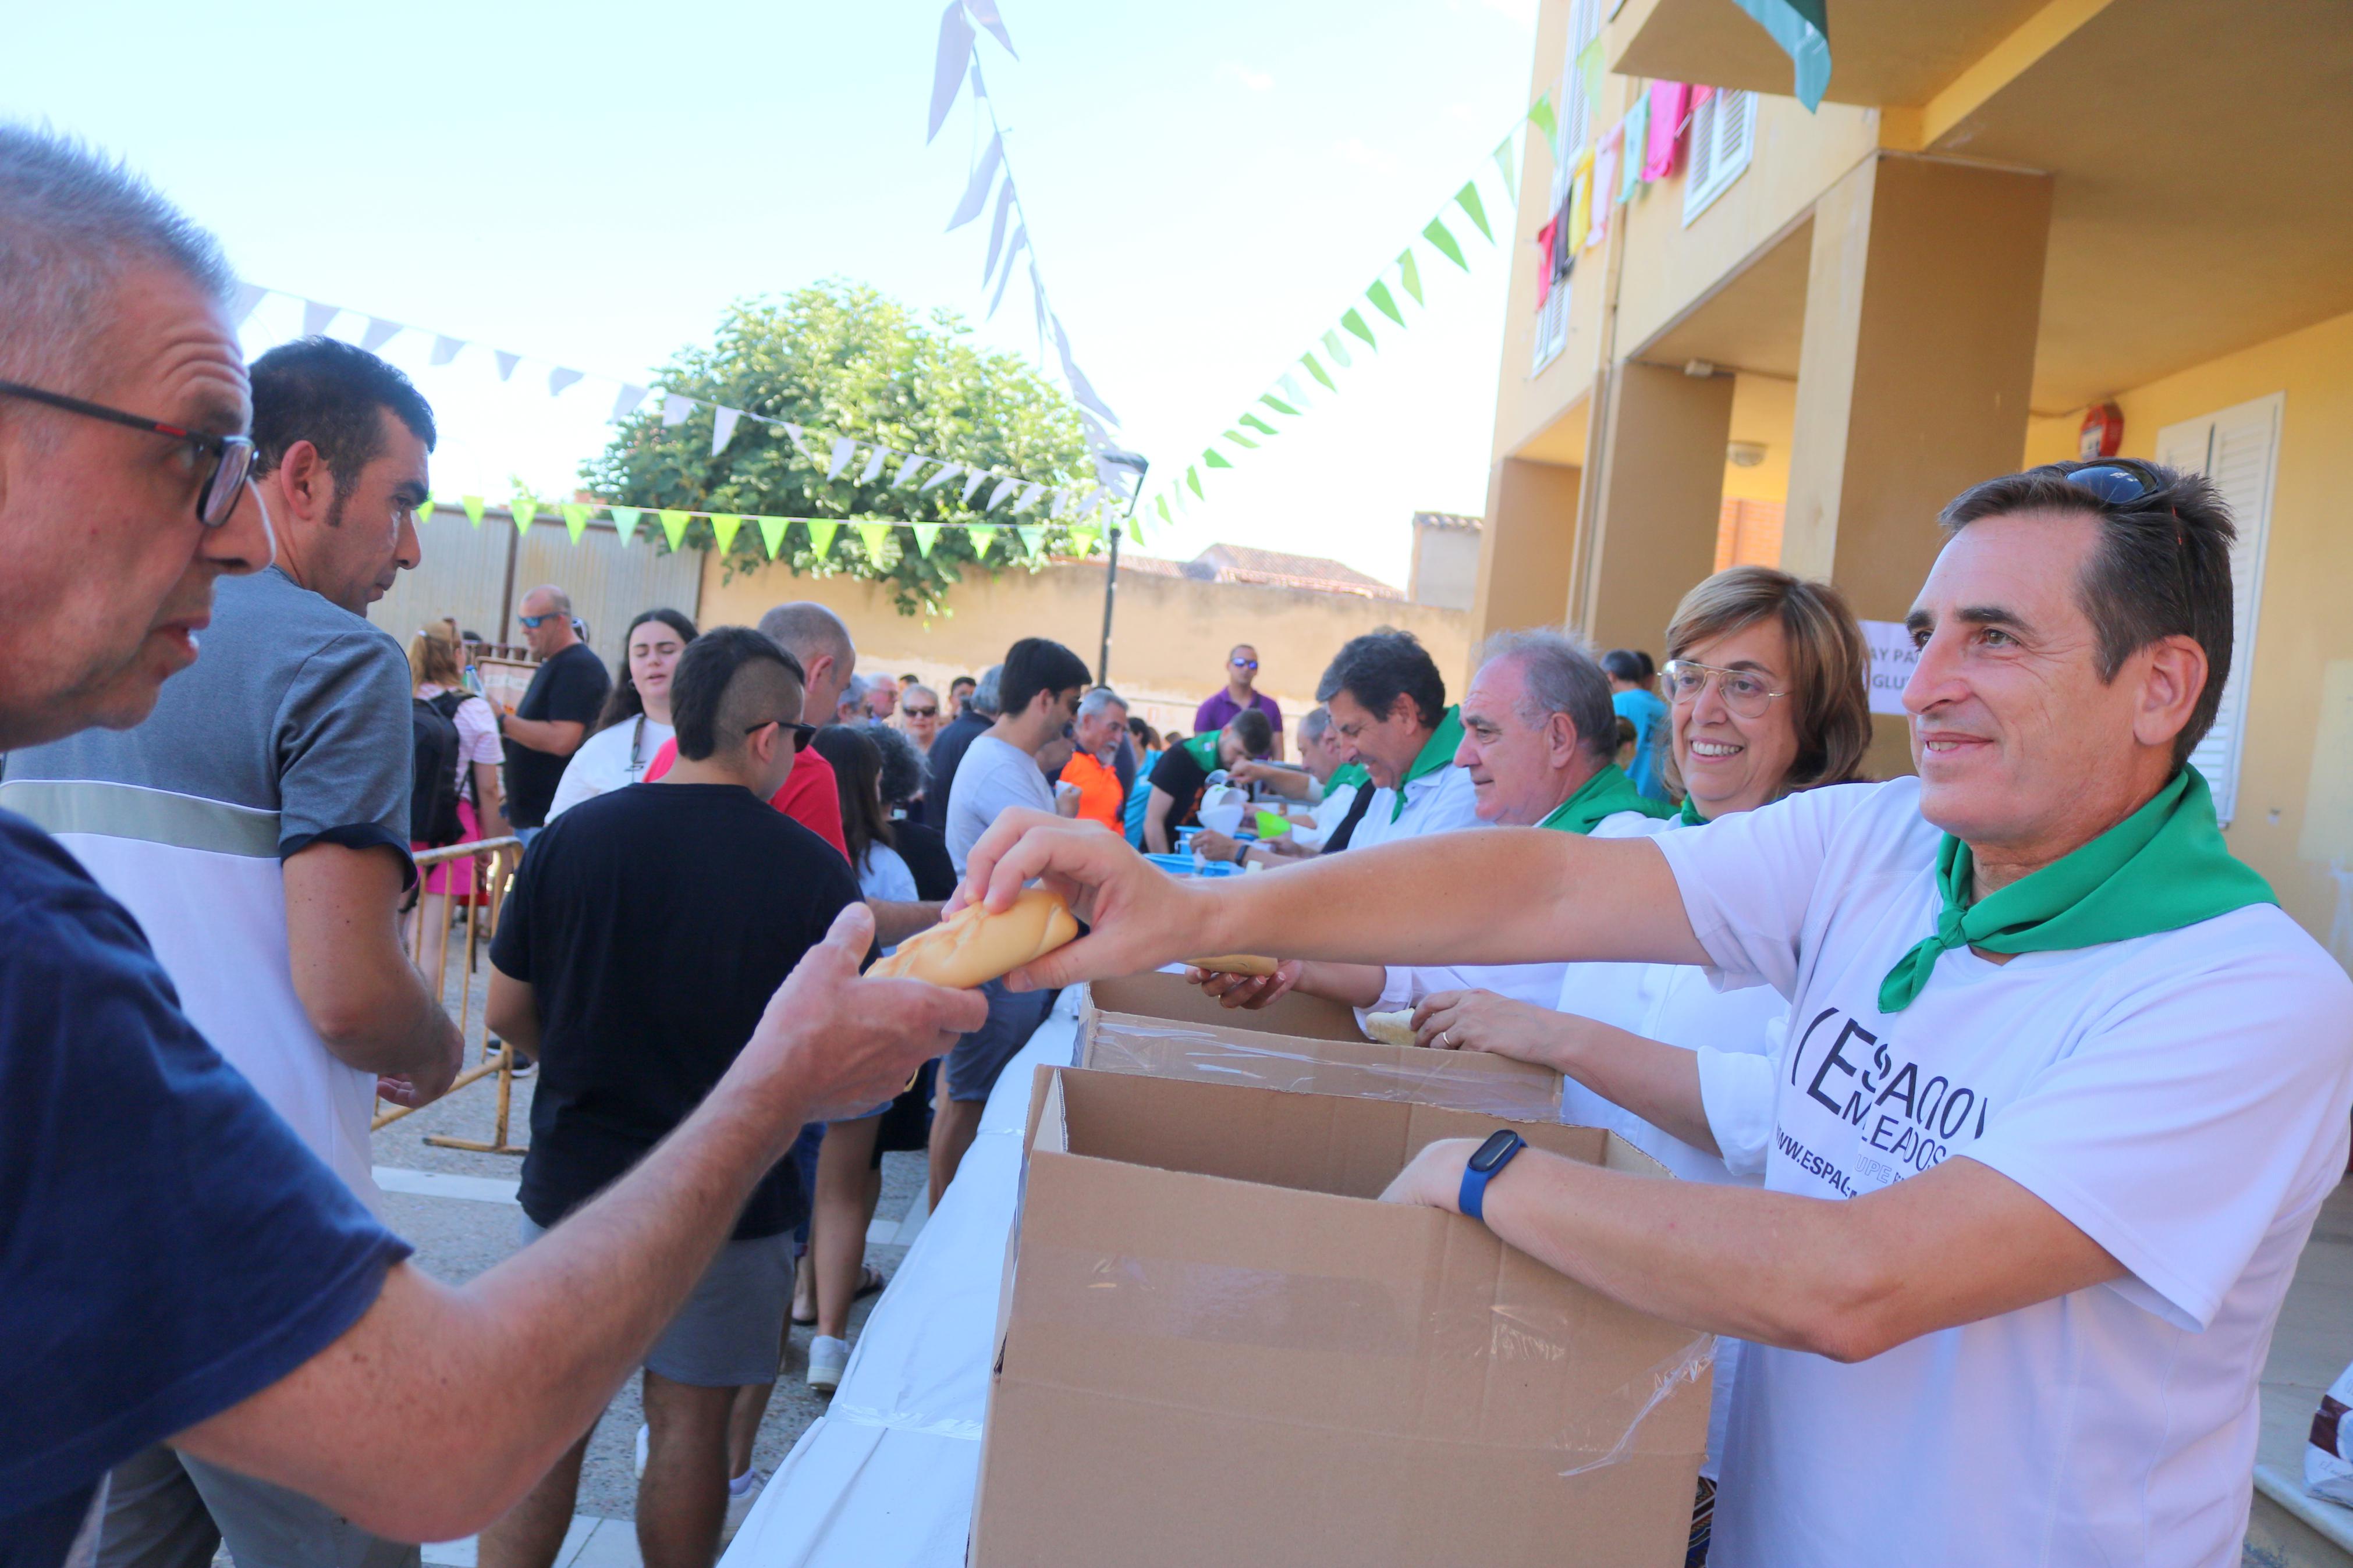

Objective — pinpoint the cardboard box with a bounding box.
[1082,972,1566,1122]
[1090,968,1367,1041]
[970,1066,1712,1568]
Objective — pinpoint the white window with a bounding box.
[1531,0,1603,373]
[2154,393,2284,826]
[1681,88,1757,225]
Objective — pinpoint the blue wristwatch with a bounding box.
[1457,1129,1527,1222]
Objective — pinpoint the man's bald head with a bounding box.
[757,601,856,719]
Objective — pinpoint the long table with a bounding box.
[718,990,1082,1567]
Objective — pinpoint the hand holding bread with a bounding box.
[868,886,1081,990]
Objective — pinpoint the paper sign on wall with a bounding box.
[1858,620,1918,717]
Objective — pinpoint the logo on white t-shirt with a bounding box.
[1779,1005,1995,1197]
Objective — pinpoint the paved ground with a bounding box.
[359,942,928,1566]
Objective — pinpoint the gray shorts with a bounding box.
[945,979,1058,1103]
[518,1214,790,1388]
[97,1444,417,1568]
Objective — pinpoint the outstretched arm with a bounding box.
[1411,990,1719,1154]
[957,808,1711,991]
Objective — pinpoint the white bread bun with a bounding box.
[1363,1010,1417,1048]
[868,887,1080,989]
[1182,953,1280,977]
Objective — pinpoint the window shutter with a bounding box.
[1686,94,1717,202]
[1682,89,1756,224]
[2158,394,2283,825]
[1717,90,1755,179]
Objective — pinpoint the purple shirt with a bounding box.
[1194,688,1282,738]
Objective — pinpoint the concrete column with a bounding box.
[1470,457,1582,658]
[1782,153,2053,771]
[1571,361,1737,656]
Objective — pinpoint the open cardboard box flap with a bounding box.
[971,1066,1710,1568]
[1081,973,1565,1122]
[1088,968,1367,1040]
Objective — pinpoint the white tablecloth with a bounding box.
[718,991,1082,1568]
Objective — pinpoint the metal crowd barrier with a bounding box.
[375,834,527,1154]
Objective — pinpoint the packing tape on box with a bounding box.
[1016,1242,1713,1461]
[1085,1022,1561,1121]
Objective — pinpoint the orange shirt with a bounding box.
[1059,750,1125,830]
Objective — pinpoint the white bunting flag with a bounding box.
[429,335,465,367]
[711,407,743,456]
[895,453,928,488]
[1277,370,1311,408]
[858,446,889,485]
[946,133,1004,231]
[825,436,856,479]
[494,351,520,382]
[986,477,1021,511]
[1014,482,1046,514]
[781,422,813,461]
[1049,315,1119,426]
[926,0,977,143]
[229,282,267,326]
[986,227,1026,319]
[609,384,650,423]
[961,468,990,503]
[662,393,695,427]
[921,463,963,492]
[301,300,339,336]
[965,0,1017,57]
[981,180,1017,286]
[360,317,402,353]
[548,367,585,397]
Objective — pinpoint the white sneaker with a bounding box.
[634,1423,649,1478]
[807,1335,849,1393]
[727,1468,759,1499]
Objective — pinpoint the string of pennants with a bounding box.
[226,282,1124,530]
[1133,89,1561,530]
[422,495,1091,566]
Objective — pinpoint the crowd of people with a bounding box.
[8,122,2353,1568]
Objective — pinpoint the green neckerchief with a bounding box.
[1536,763,1679,835]
[1181,731,1221,771]
[1390,706,1465,822]
[1677,794,1708,827]
[1877,766,2276,1013]
[1326,761,1372,794]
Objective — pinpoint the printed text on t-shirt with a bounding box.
[1783,1005,1995,1193]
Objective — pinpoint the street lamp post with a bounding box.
[1094,447,1149,685]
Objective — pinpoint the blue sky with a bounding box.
[5,0,1537,586]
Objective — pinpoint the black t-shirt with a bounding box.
[505,641,611,828]
[0,812,408,1562]
[918,710,991,831]
[1145,742,1213,835]
[490,782,861,1238]
[891,818,959,901]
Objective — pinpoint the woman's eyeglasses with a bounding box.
[0,378,255,528]
[1660,659,1788,720]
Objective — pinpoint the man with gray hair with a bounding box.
[1059,687,1130,830]
[0,126,985,1567]
[917,659,999,831]
[1194,627,1672,1012]
[499,583,609,842]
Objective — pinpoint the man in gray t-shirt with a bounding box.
[0,336,460,1568]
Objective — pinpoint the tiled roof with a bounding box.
[1411,511,1483,532]
[1190,543,1404,600]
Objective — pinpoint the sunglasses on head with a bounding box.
[2065,462,2156,506]
[744,718,819,752]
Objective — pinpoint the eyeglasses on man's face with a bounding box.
[744,718,819,752]
[1660,659,1788,720]
[0,378,255,527]
[902,705,938,719]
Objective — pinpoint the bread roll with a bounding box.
[868,887,1079,989]
[1363,1010,1417,1049]
[1183,953,1280,977]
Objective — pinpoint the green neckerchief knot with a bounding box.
[1876,767,2276,1014]
[1182,731,1222,771]
[1326,761,1371,794]
[1537,763,1678,835]
[1390,706,1465,822]
[1678,795,1708,827]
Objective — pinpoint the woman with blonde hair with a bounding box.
[1414,565,1871,1546]
[409,621,507,942]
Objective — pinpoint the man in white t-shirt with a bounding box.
[955,460,2353,1568]
[934,634,1094,1199]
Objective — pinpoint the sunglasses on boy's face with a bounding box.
[744,718,819,752]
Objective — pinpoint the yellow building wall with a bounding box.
[2025,308,2353,961]
[696,555,1474,750]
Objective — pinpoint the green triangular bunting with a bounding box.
[1492,134,1519,204]
[967,524,998,559]
[804,518,840,559]
[1321,330,1352,370]
[560,502,590,543]
[462,495,486,528]
[1068,525,1101,555]
[1527,93,1556,143]
[1367,280,1404,327]
[1456,182,1492,242]
[1016,524,1046,559]
[611,506,644,544]
[1185,466,1204,499]
[709,513,743,553]
[854,521,893,560]
[1155,495,1173,524]
[1261,393,1301,417]
[1222,427,1259,450]
[909,521,941,557]
[659,509,690,551]
[1423,217,1468,272]
[1204,447,1234,470]
[1301,353,1337,393]
[1397,248,1424,305]
[757,515,788,559]
[1240,413,1277,436]
[1341,308,1377,348]
[512,497,538,535]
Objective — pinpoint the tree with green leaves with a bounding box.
[582,280,1105,616]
